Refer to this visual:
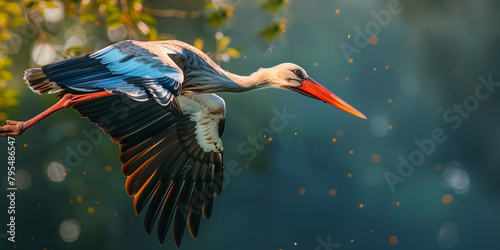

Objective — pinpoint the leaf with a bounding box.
[225,48,241,58]
[0,70,13,81]
[0,57,13,68]
[147,26,157,41]
[3,89,19,98]
[194,39,204,51]
[45,1,59,8]
[80,13,96,22]
[0,11,9,27]
[138,13,156,25]
[107,21,123,29]
[3,3,22,16]
[0,31,10,42]
[218,36,230,51]
[65,46,83,57]
[10,17,26,27]
[260,0,289,14]
[106,12,122,25]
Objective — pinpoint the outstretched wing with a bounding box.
[28,40,183,106]
[72,93,225,247]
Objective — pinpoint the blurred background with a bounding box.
[1,0,500,249]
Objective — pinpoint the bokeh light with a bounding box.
[370,114,390,137]
[59,219,81,243]
[442,161,470,194]
[15,170,31,189]
[437,221,458,248]
[46,162,66,182]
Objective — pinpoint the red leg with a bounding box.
[0,91,114,137]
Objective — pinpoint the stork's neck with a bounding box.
[223,69,269,92]
[183,66,270,94]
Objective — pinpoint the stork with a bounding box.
[0,40,366,247]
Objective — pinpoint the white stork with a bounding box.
[0,40,366,247]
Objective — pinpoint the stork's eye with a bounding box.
[292,69,304,79]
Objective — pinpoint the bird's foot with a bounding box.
[0,120,26,137]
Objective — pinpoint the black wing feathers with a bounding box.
[72,94,224,247]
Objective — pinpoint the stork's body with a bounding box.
[0,40,365,248]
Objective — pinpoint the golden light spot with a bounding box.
[294,242,297,245]
[329,189,337,196]
[347,173,352,178]
[336,130,344,137]
[369,35,378,45]
[244,55,247,59]
[76,196,83,203]
[385,65,389,69]
[335,9,340,14]
[299,188,306,195]
[359,203,364,208]
[389,235,398,245]
[105,165,112,172]
[268,137,273,142]
[349,150,354,155]
[435,164,442,171]
[63,172,68,176]
[114,213,118,216]
[388,99,392,103]
[371,153,381,163]
[348,58,353,63]
[23,144,27,147]
[345,77,349,81]
[332,138,337,143]
[350,239,354,243]
[437,107,443,113]
[388,125,393,130]
[88,207,95,214]
[348,34,351,39]
[442,194,453,204]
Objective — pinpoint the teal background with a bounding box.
[1,0,500,249]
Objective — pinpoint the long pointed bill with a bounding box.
[297,77,366,119]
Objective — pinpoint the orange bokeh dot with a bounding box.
[371,153,381,163]
[332,138,337,143]
[348,58,353,63]
[442,194,453,204]
[23,144,28,147]
[335,9,340,14]
[389,235,398,245]
[299,188,306,195]
[336,130,344,137]
[105,165,112,172]
[349,150,354,154]
[359,203,364,208]
[435,164,442,171]
[369,35,378,44]
[388,125,393,130]
[268,137,273,142]
[329,189,337,196]
[385,65,389,69]
[388,99,392,103]
[347,173,352,178]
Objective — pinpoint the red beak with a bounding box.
[296,78,366,119]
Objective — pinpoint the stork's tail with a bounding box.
[24,68,62,95]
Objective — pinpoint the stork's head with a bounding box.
[265,63,366,119]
